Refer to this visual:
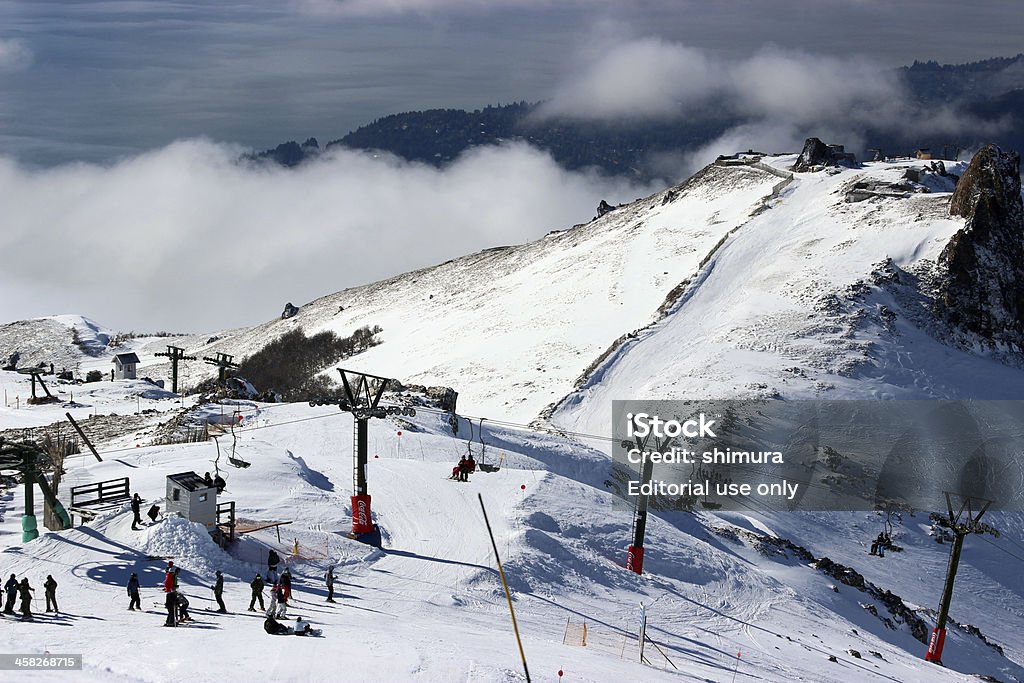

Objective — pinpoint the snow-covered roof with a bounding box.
[112,352,140,365]
[167,471,212,492]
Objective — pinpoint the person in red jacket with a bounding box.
[164,562,176,592]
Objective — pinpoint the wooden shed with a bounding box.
[112,352,140,380]
[166,471,217,528]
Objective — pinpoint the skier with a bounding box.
[43,575,58,613]
[294,616,316,636]
[449,464,461,480]
[273,583,288,619]
[18,578,34,620]
[267,549,280,575]
[325,565,336,603]
[248,573,265,612]
[203,472,214,488]
[127,573,141,611]
[130,493,143,530]
[263,615,291,635]
[457,457,469,482]
[164,563,176,592]
[164,590,177,627]
[214,474,226,494]
[212,570,226,613]
[266,582,279,618]
[870,532,886,557]
[176,592,191,623]
[465,454,476,480]
[3,573,17,613]
[280,568,292,602]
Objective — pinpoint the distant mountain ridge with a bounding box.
[250,54,1024,182]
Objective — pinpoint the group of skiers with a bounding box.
[161,561,192,626]
[450,454,476,482]
[202,471,227,494]
[3,573,57,620]
[146,550,336,636]
[869,532,892,557]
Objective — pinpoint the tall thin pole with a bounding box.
[478,494,531,683]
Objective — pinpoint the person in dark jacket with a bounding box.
[212,570,226,613]
[213,474,226,494]
[203,472,214,488]
[263,616,290,635]
[325,565,336,603]
[18,578,34,620]
[280,568,292,602]
[248,573,265,612]
[130,493,143,530]
[3,573,17,614]
[43,575,58,613]
[164,590,177,626]
[272,583,287,619]
[176,593,191,623]
[267,549,280,575]
[127,573,141,611]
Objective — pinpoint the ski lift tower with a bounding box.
[202,352,238,383]
[311,369,415,540]
[624,422,672,575]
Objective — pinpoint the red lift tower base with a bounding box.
[924,627,946,664]
[626,545,644,574]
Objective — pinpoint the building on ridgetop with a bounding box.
[916,148,933,160]
[111,352,140,380]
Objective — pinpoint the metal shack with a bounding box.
[165,471,217,528]
[112,352,140,380]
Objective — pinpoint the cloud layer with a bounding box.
[535,38,1014,173]
[0,38,32,72]
[0,141,653,332]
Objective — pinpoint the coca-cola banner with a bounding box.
[352,495,374,534]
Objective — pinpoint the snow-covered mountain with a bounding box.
[2,143,1023,683]
[9,144,1021,427]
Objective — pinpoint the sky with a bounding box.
[0,0,1021,332]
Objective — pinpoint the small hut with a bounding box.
[165,471,217,528]
[112,352,140,380]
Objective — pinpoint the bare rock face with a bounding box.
[281,302,300,319]
[791,137,830,172]
[936,144,1024,346]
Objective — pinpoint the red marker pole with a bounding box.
[730,651,741,683]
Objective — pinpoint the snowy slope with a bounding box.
[111,163,781,421]
[551,157,1024,437]
[2,153,1024,683]
[0,398,1021,682]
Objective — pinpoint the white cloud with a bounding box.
[0,38,32,72]
[534,38,721,120]
[539,39,904,124]
[538,37,1015,175]
[0,140,654,332]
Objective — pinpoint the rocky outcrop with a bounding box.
[791,137,856,172]
[791,138,831,172]
[935,144,1024,347]
[280,302,300,319]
